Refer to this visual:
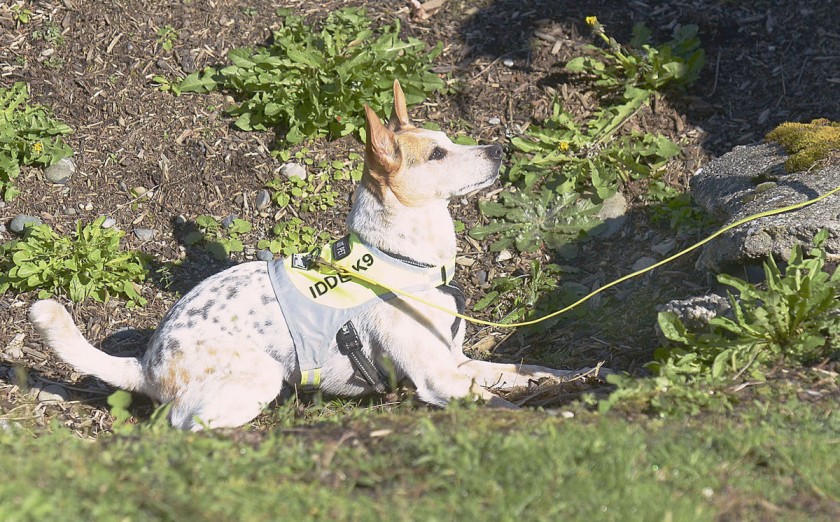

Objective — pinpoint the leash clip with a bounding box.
[291,247,322,270]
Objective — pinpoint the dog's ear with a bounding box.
[364,104,401,175]
[388,79,411,130]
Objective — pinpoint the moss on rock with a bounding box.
[765,118,840,172]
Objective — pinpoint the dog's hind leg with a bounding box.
[166,351,287,431]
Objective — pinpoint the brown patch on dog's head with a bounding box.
[362,80,503,208]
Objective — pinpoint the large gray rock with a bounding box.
[691,143,840,271]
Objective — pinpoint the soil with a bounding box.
[1,0,838,434]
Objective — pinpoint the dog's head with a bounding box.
[362,80,502,207]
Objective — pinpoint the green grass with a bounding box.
[2,394,837,520]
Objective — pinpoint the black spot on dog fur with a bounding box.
[226,286,238,299]
[261,294,275,305]
[186,299,216,321]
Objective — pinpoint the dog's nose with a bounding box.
[486,144,503,161]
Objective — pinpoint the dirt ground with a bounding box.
[1,0,838,433]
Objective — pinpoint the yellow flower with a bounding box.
[559,141,570,151]
[585,16,599,27]
[32,141,43,154]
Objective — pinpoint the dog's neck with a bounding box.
[347,184,456,267]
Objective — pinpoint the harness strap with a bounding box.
[438,282,466,338]
[336,321,389,394]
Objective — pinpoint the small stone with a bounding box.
[10,215,43,234]
[83,202,93,211]
[44,157,76,184]
[651,238,677,256]
[495,249,513,262]
[101,217,117,229]
[255,189,271,210]
[488,117,501,125]
[233,194,245,206]
[221,215,237,228]
[256,249,274,262]
[280,162,307,180]
[133,228,157,241]
[455,256,475,267]
[65,207,77,216]
[476,270,488,285]
[591,192,628,238]
[5,333,25,359]
[560,411,575,419]
[631,256,657,272]
[502,58,514,67]
[36,384,69,403]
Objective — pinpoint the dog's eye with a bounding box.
[428,147,447,161]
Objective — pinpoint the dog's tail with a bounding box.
[29,299,146,392]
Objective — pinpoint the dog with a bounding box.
[29,80,584,430]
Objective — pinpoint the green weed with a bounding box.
[0,82,73,200]
[31,21,64,46]
[605,230,840,415]
[267,175,340,214]
[184,215,252,260]
[0,216,148,307]
[473,261,584,330]
[11,3,32,26]
[155,25,179,52]
[178,7,445,144]
[266,148,363,213]
[469,188,602,253]
[647,189,717,233]
[506,97,680,199]
[257,217,331,256]
[471,19,700,254]
[568,18,705,95]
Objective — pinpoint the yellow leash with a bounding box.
[317,184,840,328]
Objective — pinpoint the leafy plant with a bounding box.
[604,230,840,415]
[0,216,148,306]
[647,189,716,233]
[107,390,133,430]
[184,215,252,260]
[506,96,680,199]
[178,7,445,144]
[472,261,583,329]
[11,3,32,26]
[0,82,74,200]
[662,231,840,370]
[567,18,705,95]
[31,21,64,46]
[155,25,179,52]
[470,189,602,254]
[257,217,331,256]
[267,175,340,214]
